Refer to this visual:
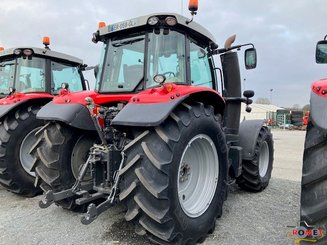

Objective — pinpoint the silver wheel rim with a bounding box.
[259,141,269,178]
[177,134,219,218]
[71,135,94,181]
[19,127,42,177]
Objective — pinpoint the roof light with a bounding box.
[43,36,50,46]
[188,0,198,12]
[165,17,177,26]
[14,49,22,55]
[153,74,166,84]
[98,21,106,28]
[23,49,33,56]
[148,16,159,25]
[0,47,4,52]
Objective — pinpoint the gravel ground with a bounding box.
[0,129,305,245]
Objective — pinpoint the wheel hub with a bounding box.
[179,162,191,182]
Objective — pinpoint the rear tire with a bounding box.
[119,102,228,244]
[30,122,96,211]
[0,105,43,197]
[237,127,274,192]
[300,121,327,244]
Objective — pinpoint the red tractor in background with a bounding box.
[300,35,327,244]
[33,2,274,244]
[0,38,88,197]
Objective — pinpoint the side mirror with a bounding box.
[244,48,257,69]
[316,40,327,64]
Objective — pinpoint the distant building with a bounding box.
[241,103,284,121]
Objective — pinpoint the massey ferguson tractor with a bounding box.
[0,37,88,197]
[33,3,274,244]
[300,35,327,244]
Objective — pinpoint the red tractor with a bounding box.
[34,4,274,244]
[0,37,88,197]
[300,35,327,244]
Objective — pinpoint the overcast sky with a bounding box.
[1,0,326,107]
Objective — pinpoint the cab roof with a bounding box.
[98,13,217,47]
[0,47,83,65]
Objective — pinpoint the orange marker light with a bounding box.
[188,0,198,12]
[0,47,4,52]
[43,36,50,46]
[163,83,174,93]
[98,21,106,28]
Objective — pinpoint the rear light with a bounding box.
[165,17,177,26]
[148,16,159,25]
[0,47,4,52]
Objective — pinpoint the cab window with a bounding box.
[51,61,83,94]
[16,57,46,92]
[190,41,213,88]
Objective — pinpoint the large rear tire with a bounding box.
[237,127,274,192]
[0,105,43,197]
[119,102,227,244]
[30,122,96,211]
[300,121,327,244]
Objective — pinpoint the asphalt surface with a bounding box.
[0,129,305,245]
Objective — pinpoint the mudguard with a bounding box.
[0,101,25,119]
[37,101,95,130]
[239,119,266,160]
[111,97,184,127]
[111,86,226,127]
[309,91,327,132]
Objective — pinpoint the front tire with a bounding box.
[119,102,228,244]
[237,127,274,192]
[30,122,96,211]
[0,105,43,197]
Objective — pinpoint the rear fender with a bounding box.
[37,101,95,131]
[239,119,266,160]
[309,88,327,132]
[0,97,52,120]
[111,90,225,127]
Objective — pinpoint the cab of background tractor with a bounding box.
[0,37,89,198]
[0,37,87,98]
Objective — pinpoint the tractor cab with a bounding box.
[0,37,86,97]
[93,14,222,95]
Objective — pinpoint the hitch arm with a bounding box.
[39,155,94,209]
[80,152,125,225]
[39,182,93,208]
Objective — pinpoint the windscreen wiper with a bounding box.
[113,38,145,47]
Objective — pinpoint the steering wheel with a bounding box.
[163,71,176,77]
